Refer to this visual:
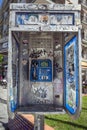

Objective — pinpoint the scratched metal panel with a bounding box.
[9,3,81,32]
[17,32,64,107]
[18,32,30,106]
[10,3,81,11]
[29,82,53,104]
[18,32,53,105]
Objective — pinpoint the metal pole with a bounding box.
[34,114,44,130]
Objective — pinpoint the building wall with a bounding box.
[0,0,19,79]
[0,0,37,38]
[80,0,87,82]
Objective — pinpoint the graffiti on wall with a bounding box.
[30,83,53,104]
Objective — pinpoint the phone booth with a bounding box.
[8,3,82,129]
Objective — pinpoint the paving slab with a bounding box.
[8,114,54,130]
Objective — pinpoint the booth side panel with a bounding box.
[7,30,15,118]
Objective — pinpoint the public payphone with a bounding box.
[8,3,82,121]
[30,59,52,82]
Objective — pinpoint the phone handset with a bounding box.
[32,61,38,80]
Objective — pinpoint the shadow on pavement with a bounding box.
[45,116,87,130]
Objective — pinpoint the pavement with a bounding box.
[82,94,87,96]
[0,86,8,130]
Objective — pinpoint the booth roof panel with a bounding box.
[9,25,79,32]
[10,3,81,11]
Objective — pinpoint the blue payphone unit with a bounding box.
[30,59,52,82]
